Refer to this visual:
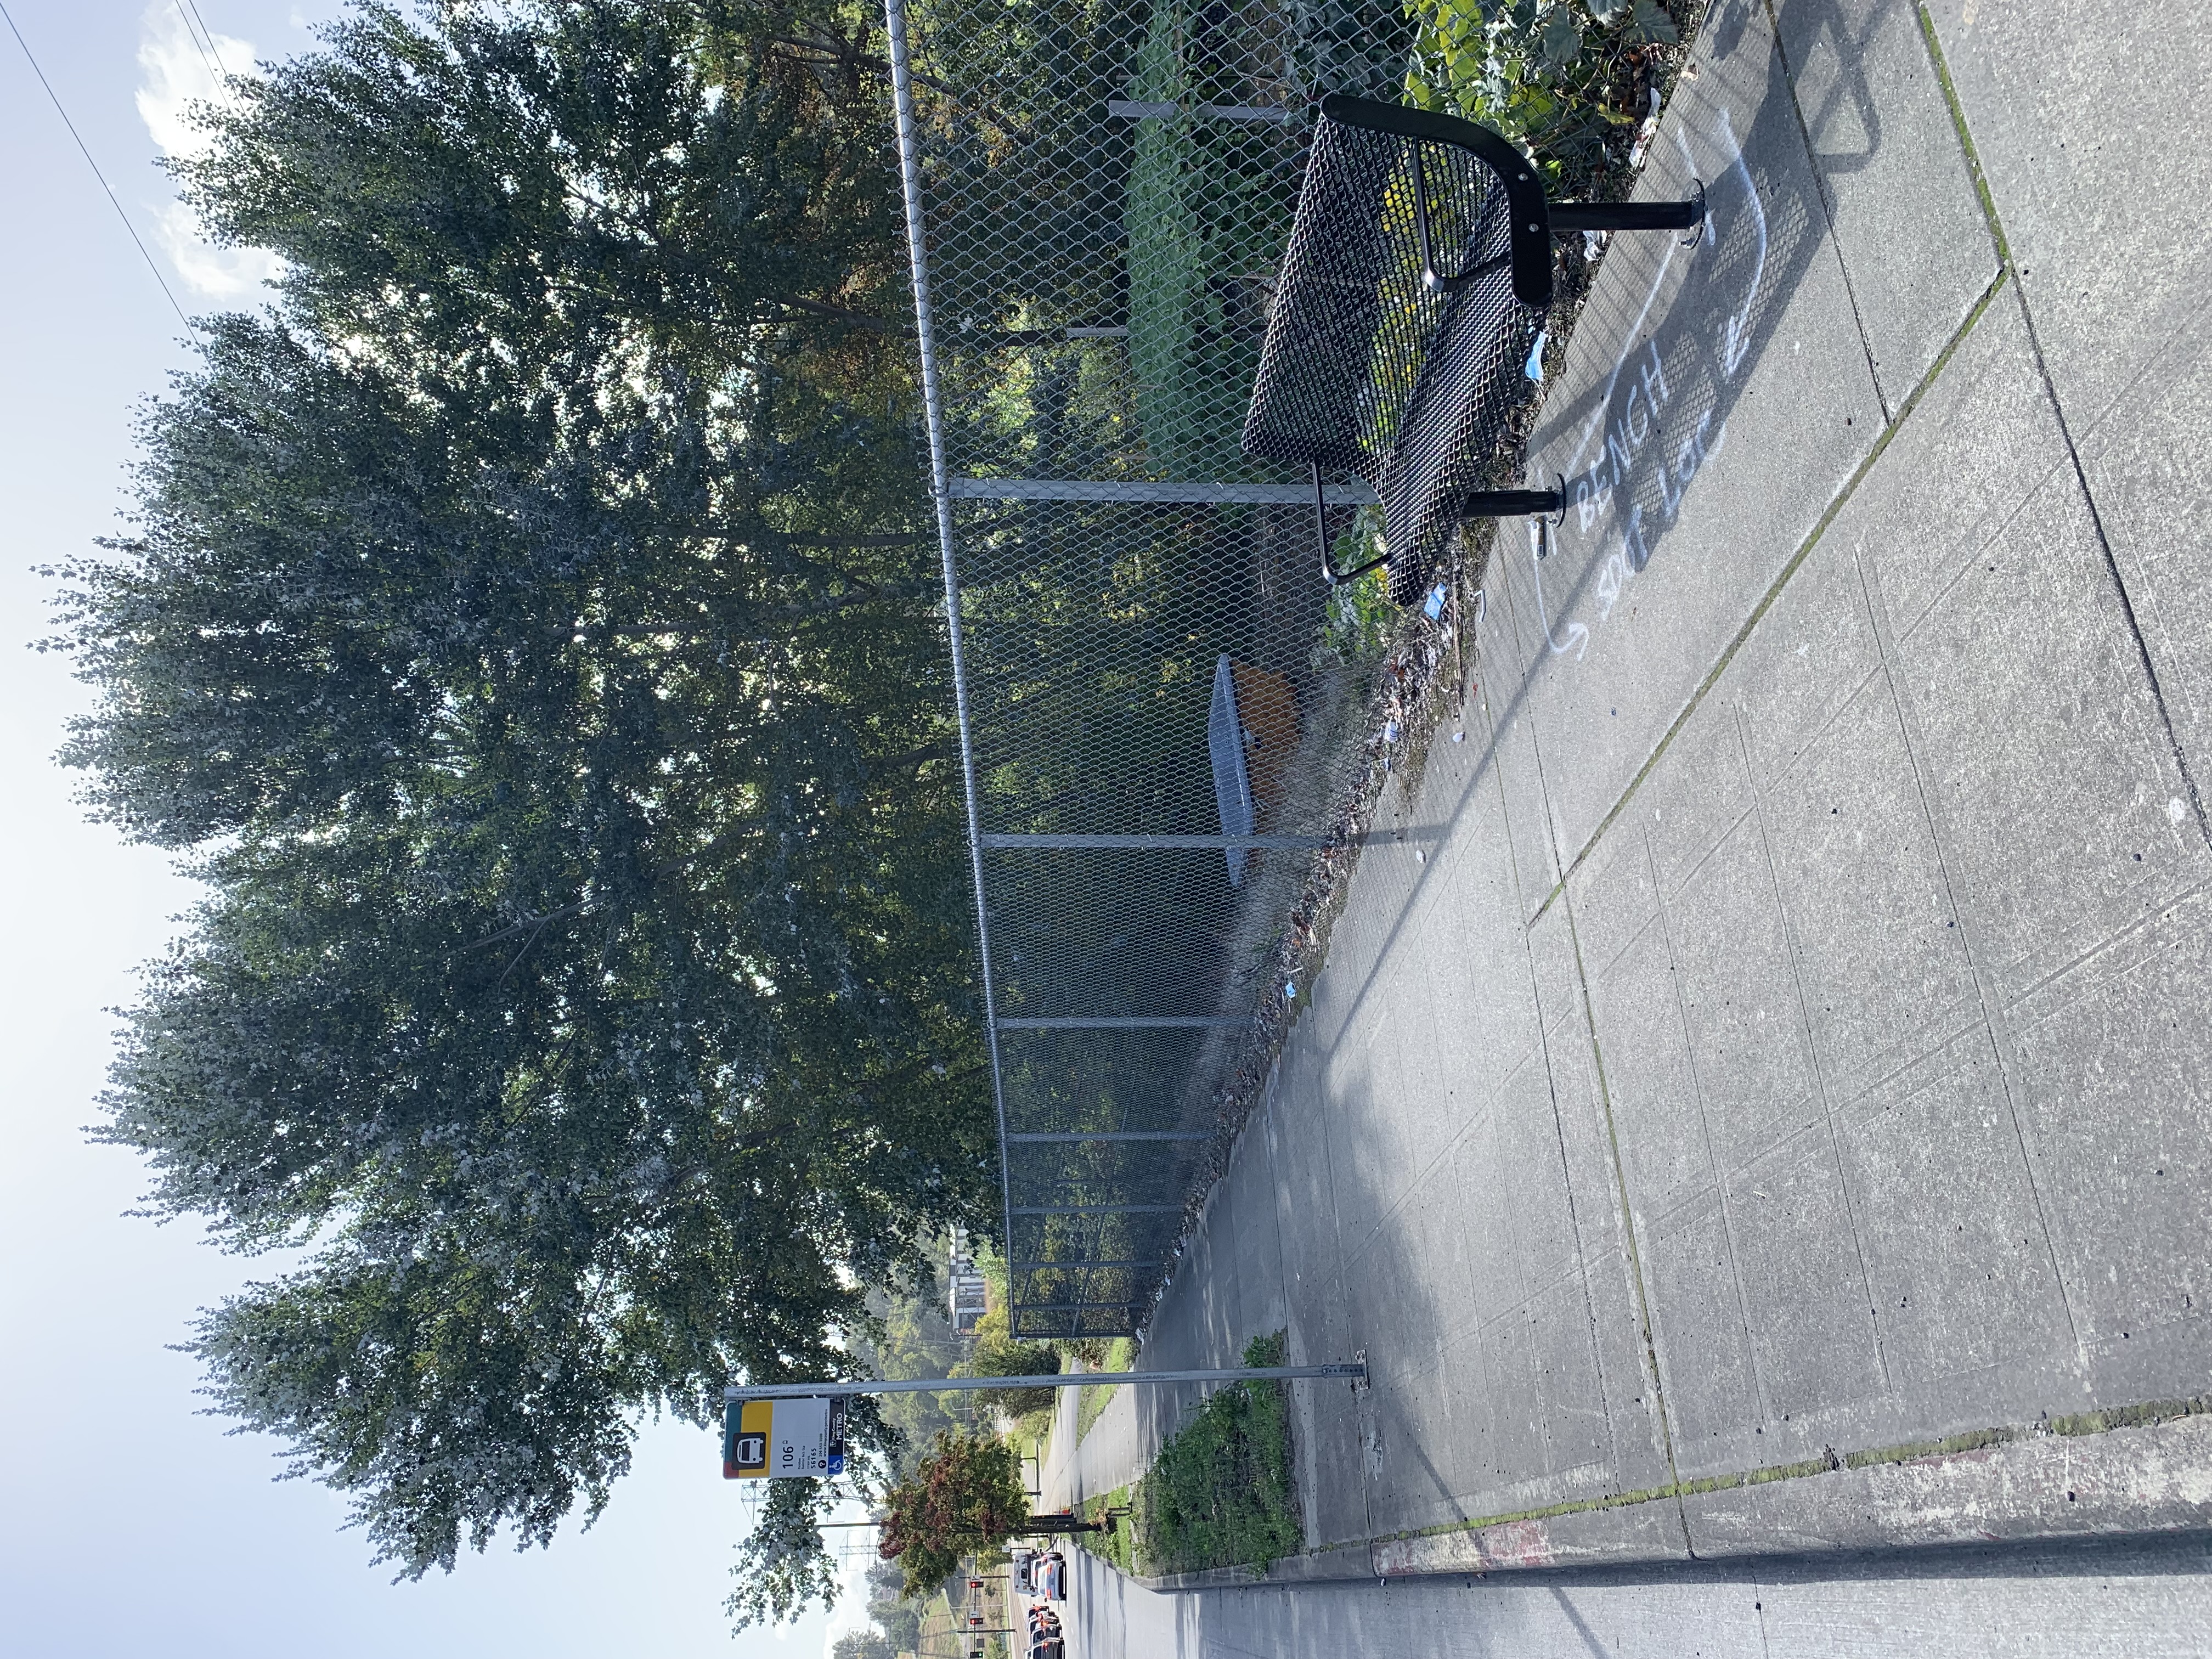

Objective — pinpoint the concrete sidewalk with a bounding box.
[1049,0,2212,1583]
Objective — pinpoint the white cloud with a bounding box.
[136,2,283,299]
[814,1526,876,1659]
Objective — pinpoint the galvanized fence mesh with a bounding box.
[886,0,1424,1340]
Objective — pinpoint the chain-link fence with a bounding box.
[886,0,1424,1341]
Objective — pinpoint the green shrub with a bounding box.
[1406,0,1686,198]
[956,1301,1063,1415]
[1312,527,1399,668]
[1125,1331,1300,1575]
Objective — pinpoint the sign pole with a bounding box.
[722,1362,1363,1403]
[721,1363,1364,1480]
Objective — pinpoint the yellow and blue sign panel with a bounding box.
[723,1396,846,1480]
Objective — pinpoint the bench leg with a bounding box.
[1315,463,1388,587]
[1460,486,1565,519]
[1550,178,1707,238]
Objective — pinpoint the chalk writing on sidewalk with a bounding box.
[1532,107,1765,665]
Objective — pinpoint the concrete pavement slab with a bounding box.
[2076,315,2212,799]
[1771,0,1997,411]
[1079,1532,2212,1659]
[1683,1410,2212,1563]
[1469,631,1568,912]
[1581,889,1714,1222]
[1920,0,2212,838]
[1753,664,1979,1104]
[1720,1121,1888,1432]
[1057,0,2212,1601]
[1523,1269,1620,1492]
[1521,886,1583,1036]
[1662,801,1825,1173]
[1720,477,1887,786]
[1447,1103,1524,1333]
[1641,1190,1764,1472]
[1558,812,1662,985]
[1526,945,1680,1499]
[2004,889,2212,1381]
[1632,676,1758,893]
[1920,0,2212,427]
[1874,340,2209,1002]
[1516,0,1880,857]
[1831,1029,2075,1405]
[1497,1052,1584,1294]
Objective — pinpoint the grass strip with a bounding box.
[1074,1336,1137,1446]
[1076,1483,1135,1575]
[1076,1332,1301,1577]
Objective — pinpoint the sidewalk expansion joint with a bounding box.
[1561,895,1691,1555]
[1765,0,1892,426]
[1916,4,2212,855]
[1531,262,2011,928]
[1915,3,2010,270]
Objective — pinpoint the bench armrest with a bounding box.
[1319,94,1556,308]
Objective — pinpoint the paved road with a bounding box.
[1046,0,2212,1633]
[1065,1532,2212,1659]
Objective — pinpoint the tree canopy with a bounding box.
[876,1430,1031,1598]
[831,1630,897,1659]
[48,0,991,1602]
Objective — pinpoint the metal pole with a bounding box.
[994,1016,1250,1030]
[1004,1131,1211,1143]
[725,1363,1365,1401]
[980,833,1327,850]
[884,0,1019,1288]
[947,478,1375,504]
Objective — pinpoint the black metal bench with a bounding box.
[1243,95,1706,605]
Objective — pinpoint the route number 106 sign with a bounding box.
[723,1396,848,1480]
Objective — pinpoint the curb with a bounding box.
[1133,1409,2212,1589]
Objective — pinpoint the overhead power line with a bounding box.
[0,0,199,340]
[180,0,232,80]
[172,0,222,83]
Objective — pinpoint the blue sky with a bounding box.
[0,6,870,1655]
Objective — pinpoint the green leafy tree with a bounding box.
[955,1304,1062,1416]
[869,1594,923,1654]
[847,1273,974,1465]
[861,1557,923,1650]
[832,1630,898,1659]
[877,1431,1030,1598]
[48,0,992,1607]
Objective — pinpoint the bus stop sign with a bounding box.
[723,1395,847,1480]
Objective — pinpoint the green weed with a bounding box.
[1125,1331,1300,1576]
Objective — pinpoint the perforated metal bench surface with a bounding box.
[1243,95,1703,604]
